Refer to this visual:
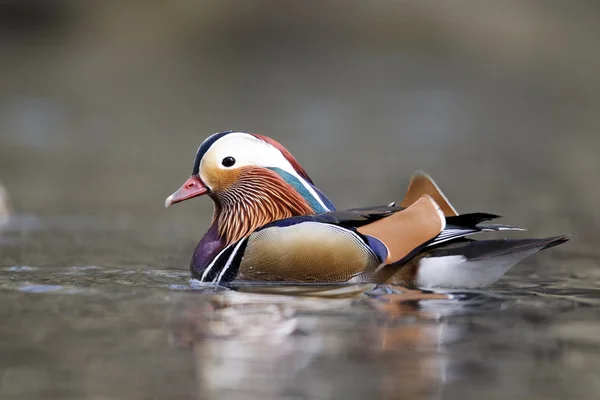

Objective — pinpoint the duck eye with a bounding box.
[221,156,236,167]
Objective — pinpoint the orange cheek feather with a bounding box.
[202,165,240,192]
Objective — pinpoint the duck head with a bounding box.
[165,131,335,245]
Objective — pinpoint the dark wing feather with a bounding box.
[426,213,525,248]
[263,207,514,234]
[445,213,501,226]
[260,206,524,252]
[320,206,405,227]
[426,235,569,260]
[258,205,406,231]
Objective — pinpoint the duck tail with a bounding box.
[410,235,570,289]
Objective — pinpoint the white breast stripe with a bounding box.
[214,239,247,283]
[201,244,233,282]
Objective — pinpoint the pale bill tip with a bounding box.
[164,194,173,208]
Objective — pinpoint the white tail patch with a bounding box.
[416,248,540,289]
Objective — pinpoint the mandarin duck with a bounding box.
[165,131,568,288]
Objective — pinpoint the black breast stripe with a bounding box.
[215,238,248,284]
[200,243,235,282]
[200,238,248,283]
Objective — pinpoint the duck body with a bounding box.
[166,131,568,289]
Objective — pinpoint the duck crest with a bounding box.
[251,133,335,212]
[250,133,313,183]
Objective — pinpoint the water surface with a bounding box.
[1,212,600,400]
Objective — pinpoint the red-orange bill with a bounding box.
[165,175,209,208]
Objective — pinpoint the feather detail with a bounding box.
[250,133,314,184]
[357,195,445,265]
[213,166,315,245]
[400,171,458,217]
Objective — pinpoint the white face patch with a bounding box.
[199,132,331,211]
[200,132,295,178]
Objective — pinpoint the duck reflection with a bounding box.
[365,289,466,399]
[171,285,462,400]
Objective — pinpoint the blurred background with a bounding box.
[1,2,600,399]
[1,0,599,233]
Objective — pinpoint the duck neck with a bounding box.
[210,168,317,246]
